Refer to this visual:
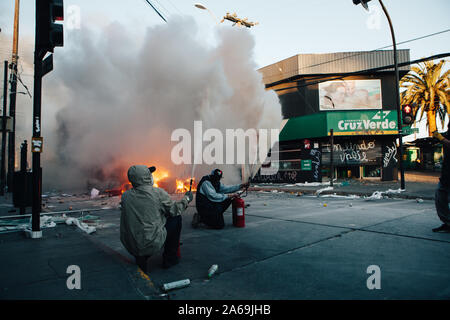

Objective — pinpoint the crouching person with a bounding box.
[192,169,249,230]
[120,165,193,272]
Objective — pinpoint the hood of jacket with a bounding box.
[127,165,153,188]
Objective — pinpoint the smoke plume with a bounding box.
[43,16,281,192]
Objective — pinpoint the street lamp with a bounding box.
[194,3,219,25]
[353,0,406,190]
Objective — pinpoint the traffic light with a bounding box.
[352,0,372,10]
[36,0,64,55]
[402,104,414,125]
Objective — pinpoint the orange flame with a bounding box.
[176,178,196,193]
[152,170,169,188]
[119,168,195,195]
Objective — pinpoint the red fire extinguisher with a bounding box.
[232,196,246,228]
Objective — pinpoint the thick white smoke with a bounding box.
[43,16,282,192]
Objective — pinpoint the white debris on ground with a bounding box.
[365,191,384,201]
[1,191,125,234]
[364,188,405,201]
[90,188,100,199]
[66,217,96,234]
[0,213,103,234]
[315,186,334,196]
[319,194,360,199]
[252,181,338,188]
[42,192,122,212]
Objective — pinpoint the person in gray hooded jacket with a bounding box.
[120,165,193,271]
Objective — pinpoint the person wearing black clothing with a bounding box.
[433,126,450,233]
[192,169,249,229]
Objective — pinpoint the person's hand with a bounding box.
[228,193,238,199]
[240,182,250,189]
[433,131,445,141]
[184,191,194,203]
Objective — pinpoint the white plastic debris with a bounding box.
[207,264,218,278]
[90,188,100,199]
[364,191,384,201]
[40,216,56,228]
[385,188,405,194]
[66,217,96,234]
[320,193,360,199]
[162,279,190,291]
[364,188,406,201]
[24,216,56,230]
[315,186,333,196]
[416,198,424,203]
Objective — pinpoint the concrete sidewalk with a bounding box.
[0,225,158,300]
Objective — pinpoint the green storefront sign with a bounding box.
[327,110,398,136]
[280,110,399,142]
[301,160,312,171]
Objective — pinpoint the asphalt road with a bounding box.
[1,191,449,300]
[90,191,450,300]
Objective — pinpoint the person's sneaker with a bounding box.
[192,212,200,228]
[432,224,450,233]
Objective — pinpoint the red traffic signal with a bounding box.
[402,104,414,125]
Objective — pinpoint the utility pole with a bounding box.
[7,0,20,193]
[30,0,64,239]
[378,0,406,190]
[353,0,406,190]
[1,61,8,196]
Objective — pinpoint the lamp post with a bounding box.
[353,0,406,190]
[194,3,219,25]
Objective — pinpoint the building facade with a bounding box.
[253,50,411,184]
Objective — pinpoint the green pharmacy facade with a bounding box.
[253,50,411,183]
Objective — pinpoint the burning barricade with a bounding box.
[103,168,196,197]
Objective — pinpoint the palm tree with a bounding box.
[400,59,450,136]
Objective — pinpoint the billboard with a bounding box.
[319,79,382,111]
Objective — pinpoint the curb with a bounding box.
[249,187,435,201]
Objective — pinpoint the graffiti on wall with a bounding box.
[310,149,321,180]
[322,140,381,165]
[383,142,398,168]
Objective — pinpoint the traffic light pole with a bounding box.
[31,48,44,237]
[378,0,405,190]
[30,48,45,238]
[29,0,64,238]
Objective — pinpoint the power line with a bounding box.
[165,0,183,15]
[299,28,450,73]
[153,0,171,18]
[143,0,167,23]
[267,28,450,83]
[273,52,450,92]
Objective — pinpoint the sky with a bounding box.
[0,0,449,163]
[1,0,449,66]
